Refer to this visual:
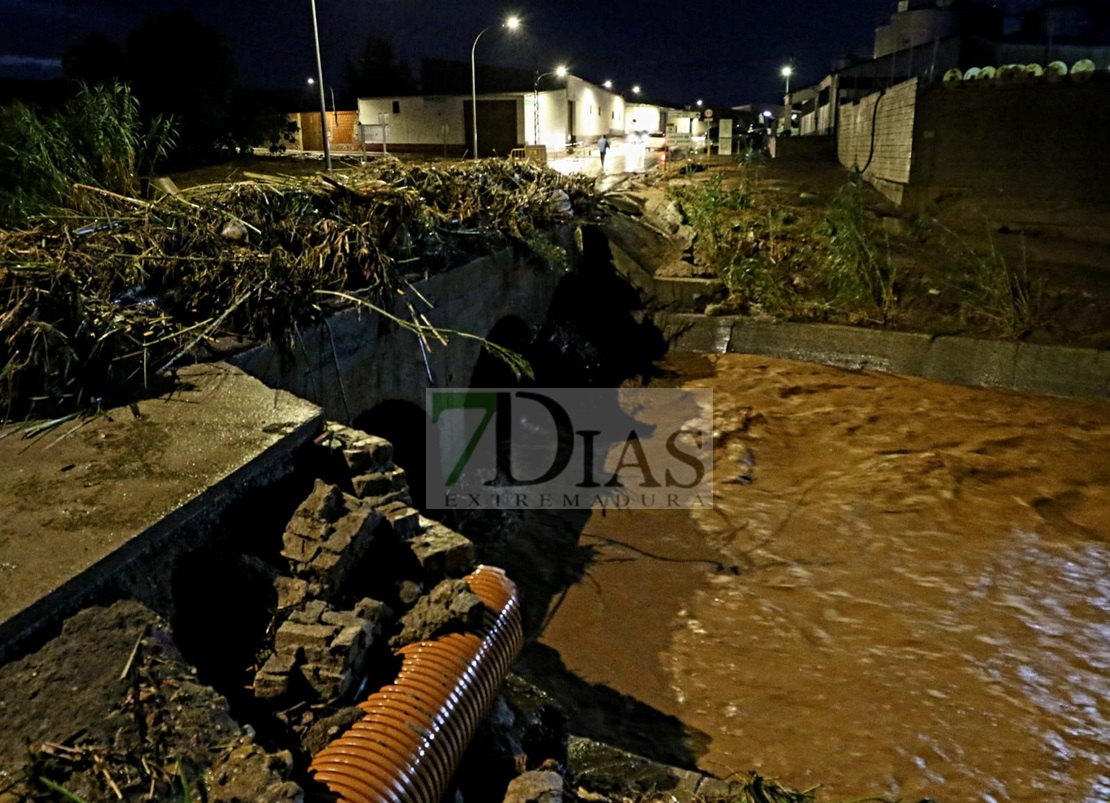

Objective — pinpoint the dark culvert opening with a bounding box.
[167,460,322,746]
[170,547,278,733]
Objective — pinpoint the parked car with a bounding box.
[644,131,668,151]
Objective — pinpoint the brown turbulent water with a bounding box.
[539,353,1110,802]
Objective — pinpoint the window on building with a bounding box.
[392,101,400,114]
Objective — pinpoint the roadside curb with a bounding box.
[657,313,1110,400]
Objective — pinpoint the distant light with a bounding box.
[632,85,641,94]
[604,80,613,89]
[762,110,773,119]
[696,99,703,106]
[791,113,798,119]
[505,15,521,29]
[555,65,567,78]
[781,65,793,78]
[307,77,315,85]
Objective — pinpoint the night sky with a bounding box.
[1,0,894,106]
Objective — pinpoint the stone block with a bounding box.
[380,501,422,539]
[351,467,407,499]
[291,479,345,524]
[273,576,308,610]
[353,598,390,625]
[252,671,290,702]
[261,651,298,676]
[342,437,393,474]
[253,653,297,701]
[321,609,362,628]
[321,424,395,472]
[290,599,327,625]
[406,524,476,576]
[274,620,336,664]
[280,533,319,564]
[503,770,563,803]
[391,579,484,647]
[694,777,736,801]
[300,663,353,699]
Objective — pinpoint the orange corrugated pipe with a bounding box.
[309,565,524,802]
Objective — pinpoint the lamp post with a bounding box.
[309,0,331,170]
[308,78,338,124]
[532,65,567,146]
[470,16,520,158]
[781,65,794,136]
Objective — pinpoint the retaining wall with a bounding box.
[838,79,919,205]
[659,314,1110,400]
[838,75,1110,207]
[229,239,574,422]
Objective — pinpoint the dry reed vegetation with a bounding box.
[1,156,599,425]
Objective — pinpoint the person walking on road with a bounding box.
[597,134,610,168]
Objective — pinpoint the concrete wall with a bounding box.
[838,78,919,204]
[626,103,664,134]
[909,77,1110,204]
[358,96,464,154]
[659,314,1110,400]
[567,75,615,142]
[229,238,575,422]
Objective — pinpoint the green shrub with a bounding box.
[666,171,752,266]
[0,82,176,224]
[816,180,898,321]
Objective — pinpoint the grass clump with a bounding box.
[815,179,898,323]
[936,225,1043,338]
[666,170,752,267]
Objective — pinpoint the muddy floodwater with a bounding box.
[538,353,1110,802]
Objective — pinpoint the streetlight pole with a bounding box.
[532,66,566,146]
[781,65,794,137]
[309,0,331,170]
[470,16,519,158]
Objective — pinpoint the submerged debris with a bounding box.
[0,156,600,424]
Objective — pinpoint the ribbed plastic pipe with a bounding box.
[309,565,524,802]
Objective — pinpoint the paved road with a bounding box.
[547,140,669,177]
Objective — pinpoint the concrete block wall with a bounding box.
[838,79,919,205]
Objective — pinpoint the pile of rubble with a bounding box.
[0,421,814,802]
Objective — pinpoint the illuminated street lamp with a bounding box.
[533,65,567,146]
[781,65,793,95]
[471,16,520,158]
[309,0,330,170]
[307,77,337,123]
[603,80,613,89]
[632,85,641,95]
